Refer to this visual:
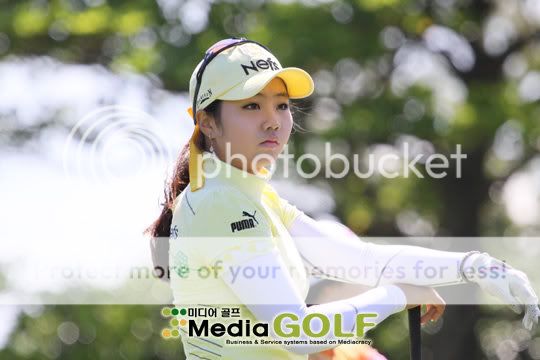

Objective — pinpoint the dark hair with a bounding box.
[144,100,222,282]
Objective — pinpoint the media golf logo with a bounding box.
[161,306,221,340]
[160,305,376,346]
[160,307,187,339]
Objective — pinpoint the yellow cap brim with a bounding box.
[218,67,314,101]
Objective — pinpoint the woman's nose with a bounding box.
[264,110,281,130]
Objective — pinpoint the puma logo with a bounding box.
[242,210,259,224]
[230,210,259,233]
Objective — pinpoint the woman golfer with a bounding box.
[146,37,539,360]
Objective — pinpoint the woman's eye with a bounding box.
[278,103,289,110]
[243,103,260,110]
[243,103,289,110]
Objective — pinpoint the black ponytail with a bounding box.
[144,100,222,282]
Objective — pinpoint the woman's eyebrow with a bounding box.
[253,92,289,98]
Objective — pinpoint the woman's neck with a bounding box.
[213,152,265,175]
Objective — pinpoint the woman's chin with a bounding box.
[252,156,277,171]
[258,145,282,156]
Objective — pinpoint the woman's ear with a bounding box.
[197,111,217,138]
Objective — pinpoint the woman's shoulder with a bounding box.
[171,183,272,238]
[172,183,247,218]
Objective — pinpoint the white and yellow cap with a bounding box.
[186,40,314,192]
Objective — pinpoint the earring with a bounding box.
[209,138,214,153]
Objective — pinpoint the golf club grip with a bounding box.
[408,306,421,360]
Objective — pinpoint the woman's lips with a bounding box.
[260,140,279,148]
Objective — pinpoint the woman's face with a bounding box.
[213,77,293,173]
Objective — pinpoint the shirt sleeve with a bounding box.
[288,213,469,287]
[278,196,305,230]
[220,248,407,355]
[180,188,278,268]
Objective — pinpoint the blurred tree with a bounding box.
[0,304,183,359]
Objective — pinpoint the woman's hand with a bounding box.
[395,283,446,325]
[420,304,445,325]
[463,252,540,331]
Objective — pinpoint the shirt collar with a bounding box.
[201,151,272,201]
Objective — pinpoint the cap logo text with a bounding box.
[240,58,280,76]
[198,88,213,105]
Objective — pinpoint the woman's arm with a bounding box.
[288,213,540,330]
[171,188,412,355]
[219,247,407,355]
[289,213,467,287]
